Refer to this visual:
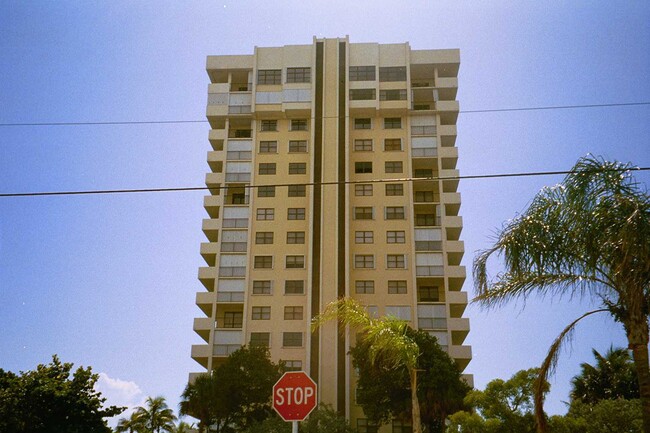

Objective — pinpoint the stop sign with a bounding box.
[273,371,317,421]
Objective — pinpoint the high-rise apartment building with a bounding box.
[191,37,471,430]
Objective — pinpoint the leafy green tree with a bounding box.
[134,396,177,433]
[549,399,643,433]
[312,298,423,433]
[115,412,145,433]
[180,345,283,432]
[351,328,469,432]
[0,355,124,433]
[571,346,639,404]
[472,156,650,432]
[243,404,355,433]
[447,369,546,433]
[173,421,195,433]
[179,373,220,433]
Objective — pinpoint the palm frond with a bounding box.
[533,308,608,432]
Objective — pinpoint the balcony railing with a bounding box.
[218,266,246,277]
[416,265,444,276]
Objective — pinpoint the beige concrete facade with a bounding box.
[192,37,472,432]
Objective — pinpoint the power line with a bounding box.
[2,167,648,198]
[0,102,648,127]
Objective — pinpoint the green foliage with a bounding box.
[0,355,124,433]
[472,155,650,431]
[571,346,639,404]
[448,369,544,433]
[352,329,469,433]
[550,399,643,433]
[243,404,355,433]
[180,345,283,432]
[133,396,176,433]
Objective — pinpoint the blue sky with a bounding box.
[1,0,649,424]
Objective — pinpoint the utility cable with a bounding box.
[1,166,648,198]
[0,102,648,127]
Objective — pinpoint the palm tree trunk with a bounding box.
[410,368,422,433]
[628,317,650,433]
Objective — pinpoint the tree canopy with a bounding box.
[351,327,469,433]
[0,355,124,433]
[179,345,283,432]
[472,155,650,432]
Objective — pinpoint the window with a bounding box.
[250,332,270,347]
[260,120,277,132]
[288,163,307,175]
[388,281,407,294]
[357,419,379,433]
[354,207,374,220]
[355,162,373,174]
[379,66,406,82]
[385,206,405,220]
[387,230,406,243]
[288,185,306,197]
[355,255,375,269]
[284,360,302,371]
[354,139,373,151]
[290,119,308,131]
[415,214,436,226]
[258,163,276,175]
[414,169,433,178]
[258,186,275,197]
[286,255,305,269]
[385,161,403,173]
[252,280,272,295]
[223,312,243,328]
[252,306,271,320]
[287,208,305,220]
[283,332,303,347]
[384,138,402,151]
[287,231,305,244]
[256,208,274,220]
[349,66,376,81]
[259,141,277,153]
[289,140,308,152]
[355,184,373,196]
[385,184,404,196]
[387,254,406,268]
[379,89,407,101]
[354,118,371,129]
[418,286,439,302]
[355,231,373,244]
[384,117,402,129]
[415,191,435,202]
[286,67,310,83]
[285,280,305,294]
[254,256,273,269]
[350,89,376,100]
[257,69,281,85]
[392,420,412,433]
[355,280,375,294]
[255,232,273,244]
[284,306,303,320]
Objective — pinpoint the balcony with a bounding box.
[446,266,466,280]
[205,173,222,191]
[198,267,217,290]
[196,291,215,316]
[207,152,224,173]
[193,317,215,342]
[447,291,468,318]
[437,100,459,125]
[200,242,218,267]
[191,344,210,368]
[448,345,472,370]
[202,219,220,242]
[203,196,220,218]
[441,192,461,205]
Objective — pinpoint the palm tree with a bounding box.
[134,396,177,433]
[173,421,195,433]
[115,411,145,433]
[473,156,650,432]
[311,298,423,433]
[571,346,639,404]
[179,373,218,433]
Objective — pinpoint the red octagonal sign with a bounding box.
[273,371,317,421]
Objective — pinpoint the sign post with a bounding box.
[273,371,318,432]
